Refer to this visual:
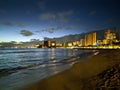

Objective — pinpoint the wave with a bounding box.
[0,49,98,78]
[0,63,43,78]
[0,56,80,78]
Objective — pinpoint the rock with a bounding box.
[104,79,110,87]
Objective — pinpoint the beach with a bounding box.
[22,50,120,90]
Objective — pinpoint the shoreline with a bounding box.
[22,50,120,90]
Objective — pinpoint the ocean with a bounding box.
[0,48,96,90]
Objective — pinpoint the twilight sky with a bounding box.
[0,0,120,42]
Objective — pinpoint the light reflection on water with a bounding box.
[0,48,97,90]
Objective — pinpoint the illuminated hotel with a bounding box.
[85,32,96,46]
[104,29,116,40]
[44,40,56,48]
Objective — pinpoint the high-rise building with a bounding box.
[104,29,116,45]
[44,40,50,48]
[85,32,96,46]
[44,40,56,48]
[104,29,116,40]
[80,39,85,46]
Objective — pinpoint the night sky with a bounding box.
[0,0,120,42]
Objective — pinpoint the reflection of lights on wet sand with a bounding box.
[68,57,80,66]
[94,51,99,55]
[50,61,58,74]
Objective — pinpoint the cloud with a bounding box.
[0,21,27,27]
[59,19,68,23]
[20,30,34,36]
[58,10,74,18]
[43,27,63,33]
[58,10,74,23]
[36,25,84,34]
[40,12,56,20]
[17,22,27,27]
[1,22,13,26]
[89,11,96,16]
[40,10,74,23]
[66,25,84,29]
[36,26,63,33]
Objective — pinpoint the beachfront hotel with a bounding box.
[97,29,117,46]
[105,29,116,40]
[44,40,56,48]
[85,32,96,46]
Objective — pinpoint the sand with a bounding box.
[22,50,120,90]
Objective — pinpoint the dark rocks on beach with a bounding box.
[88,63,120,90]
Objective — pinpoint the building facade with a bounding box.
[104,29,116,40]
[85,32,96,46]
[104,29,116,45]
[44,40,56,48]
[80,39,85,46]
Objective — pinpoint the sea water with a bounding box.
[0,48,96,90]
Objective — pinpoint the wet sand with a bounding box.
[22,50,120,90]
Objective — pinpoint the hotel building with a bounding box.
[104,29,116,40]
[85,32,96,46]
[79,39,85,46]
[104,29,116,45]
[44,40,56,48]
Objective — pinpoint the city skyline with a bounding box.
[0,0,120,42]
[0,28,120,49]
